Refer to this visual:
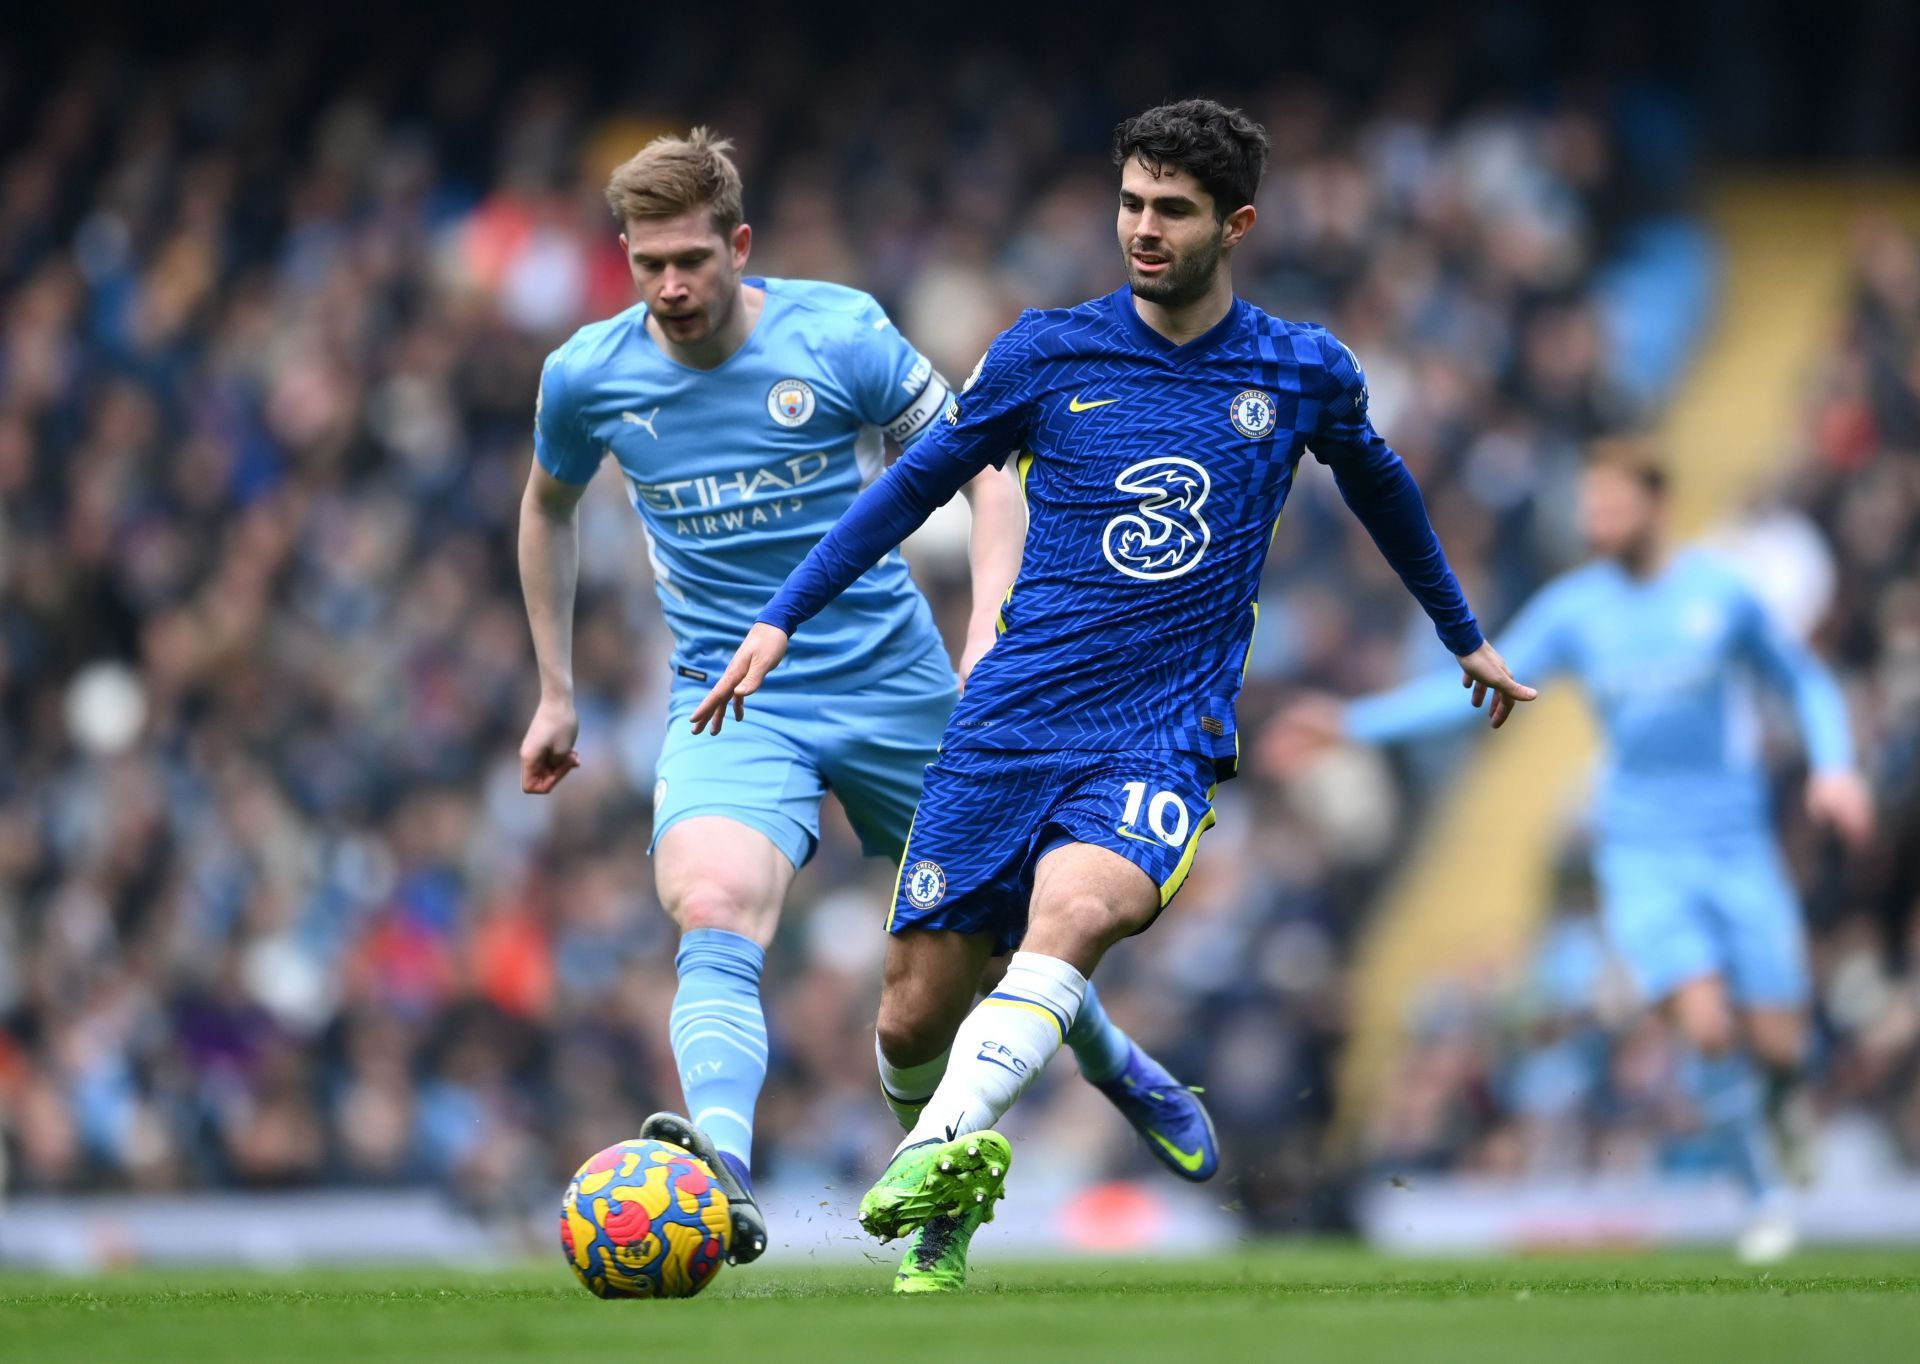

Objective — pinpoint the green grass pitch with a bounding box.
[3,1248,1915,1363]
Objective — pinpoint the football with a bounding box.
[559,1139,733,1299]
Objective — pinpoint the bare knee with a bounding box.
[665,882,769,944]
[653,818,791,947]
[1669,978,1738,1056]
[876,931,991,1066]
[876,996,951,1068]
[1024,844,1162,974]
[1029,892,1150,966]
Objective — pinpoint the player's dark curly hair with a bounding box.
[1111,99,1270,219]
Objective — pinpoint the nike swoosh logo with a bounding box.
[1148,1130,1208,1173]
[1068,395,1119,413]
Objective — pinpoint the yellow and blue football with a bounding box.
[559,1138,732,1299]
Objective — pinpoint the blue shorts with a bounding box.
[651,644,955,869]
[1595,833,1809,1008]
[889,746,1219,955]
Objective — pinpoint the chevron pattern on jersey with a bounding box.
[947,289,1364,767]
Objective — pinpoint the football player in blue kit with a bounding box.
[692,101,1535,1286]
[1272,443,1875,1262]
[516,129,1205,1271]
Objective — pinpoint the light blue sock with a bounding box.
[1682,1047,1780,1204]
[668,929,768,1169]
[1065,983,1132,1083]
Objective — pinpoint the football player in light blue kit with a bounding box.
[1278,444,1874,1262]
[516,130,1199,1265]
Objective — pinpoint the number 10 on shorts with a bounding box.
[1119,781,1191,846]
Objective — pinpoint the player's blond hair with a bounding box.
[604,128,744,235]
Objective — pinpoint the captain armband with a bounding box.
[884,374,953,444]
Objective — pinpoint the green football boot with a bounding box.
[892,1201,993,1294]
[858,1130,1011,1242]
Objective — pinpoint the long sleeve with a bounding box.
[1307,329,1483,657]
[758,316,1032,636]
[1736,585,1855,774]
[758,435,989,634]
[1346,576,1572,744]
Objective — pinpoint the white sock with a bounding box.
[898,952,1087,1154]
[876,1034,950,1131]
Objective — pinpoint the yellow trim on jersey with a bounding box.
[982,996,1065,1039]
[1158,787,1219,908]
[995,449,1038,636]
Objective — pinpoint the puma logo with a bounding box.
[622,407,660,439]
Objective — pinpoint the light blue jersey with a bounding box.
[1346,547,1853,844]
[534,276,959,870]
[535,277,953,691]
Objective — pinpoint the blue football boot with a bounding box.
[1092,1042,1219,1182]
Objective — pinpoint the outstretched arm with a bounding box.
[1264,566,1567,778]
[1309,331,1535,725]
[1344,582,1570,744]
[692,319,1034,733]
[686,438,995,732]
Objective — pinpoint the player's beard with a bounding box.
[1613,525,1663,574]
[1126,229,1223,307]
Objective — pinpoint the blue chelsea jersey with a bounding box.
[534,278,953,690]
[773,287,1480,768]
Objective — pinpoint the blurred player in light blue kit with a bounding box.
[1274,443,1875,1262]
[515,130,1195,1267]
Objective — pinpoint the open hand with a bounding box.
[689,623,791,734]
[1456,640,1537,729]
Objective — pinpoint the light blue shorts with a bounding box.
[650,644,955,869]
[1595,833,1809,1008]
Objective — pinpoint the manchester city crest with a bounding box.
[767,378,816,428]
[1230,389,1276,439]
[904,860,947,909]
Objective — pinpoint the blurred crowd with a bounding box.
[0,26,1723,1231]
[1363,222,1920,1191]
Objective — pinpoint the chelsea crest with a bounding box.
[1230,389,1276,439]
[904,860,947,909]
